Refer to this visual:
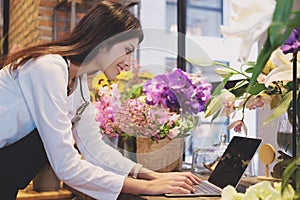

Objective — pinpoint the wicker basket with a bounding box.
[136,136,184,172]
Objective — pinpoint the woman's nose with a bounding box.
[123,55,132,70]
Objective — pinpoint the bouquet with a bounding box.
[92,67,212,142]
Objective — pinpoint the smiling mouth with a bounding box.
[117,65,123,74]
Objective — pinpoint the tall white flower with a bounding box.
[264,50,300,87]
[221,0,276,62]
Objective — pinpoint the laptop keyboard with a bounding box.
[194,181,221,195]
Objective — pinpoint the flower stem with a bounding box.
[292,53,298,157]
[213,61,251,79]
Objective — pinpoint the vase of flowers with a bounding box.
[277,109,300,156]
[91,66,212,172]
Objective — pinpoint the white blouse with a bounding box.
[0,54,136,200]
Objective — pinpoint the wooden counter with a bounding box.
[138,176,260,200]
[17,175,260,200]
[140,196,220,200]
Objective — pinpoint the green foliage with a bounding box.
[281,156,300,199]
[249,0,300,89]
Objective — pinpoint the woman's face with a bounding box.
[91,38,140,80]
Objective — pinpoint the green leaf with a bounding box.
[281,157,300,194]
[249,40,273,88]
[248,83,266,95]
[245,61,256,67]
[230,84,248,97]
[211,76,230,96]
[289,10,300,27]
[129,84,143,99]
[248,0,298,89]
[263,91,293,125]
[245,67,254,74]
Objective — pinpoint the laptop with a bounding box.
[165,136,262,197]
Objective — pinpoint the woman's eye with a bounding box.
[125,48,134,55]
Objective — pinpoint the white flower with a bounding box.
[244,181,279,200]
[269,48,293,67]
[273,182,295,200]
[214,68,238,78]
[221,185,243,200]
[221,181,296,200]
[219,89,236,117]
[264,50,300,87]
[220,0,276,62]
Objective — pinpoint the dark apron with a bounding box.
[0,129,48,199]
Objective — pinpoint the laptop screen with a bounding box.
[208,136,262,189]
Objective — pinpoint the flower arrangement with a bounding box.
[205,41,299,135]
[199,0,300,198]
[91,67,212,143]
[204,0,300,135]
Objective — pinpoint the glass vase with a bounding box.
[277,111,300,156]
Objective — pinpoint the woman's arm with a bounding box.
[129,164,200,182]
[126,164,201,195]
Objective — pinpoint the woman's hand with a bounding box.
[156,171,201,185]
[122,171,201,195]
[134,166,201,185]
[144,172,201,195]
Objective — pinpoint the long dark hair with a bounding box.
[3,0,143,71]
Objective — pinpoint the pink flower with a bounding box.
[167,127,180,139]
[227,120,248,135]
[245,94,272,110]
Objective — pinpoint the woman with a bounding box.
[0,0,200,199]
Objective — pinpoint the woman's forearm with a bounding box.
[121,178,150,194]
[129,165,160,180]
[122,173,198,195]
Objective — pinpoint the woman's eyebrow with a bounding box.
[129,44,135,51]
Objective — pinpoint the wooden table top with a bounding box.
[118,194,221,200]
[17,175,261,200]
[129,176,260,200]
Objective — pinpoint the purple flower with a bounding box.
[281,28,300,55]
[143,69,212,114]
